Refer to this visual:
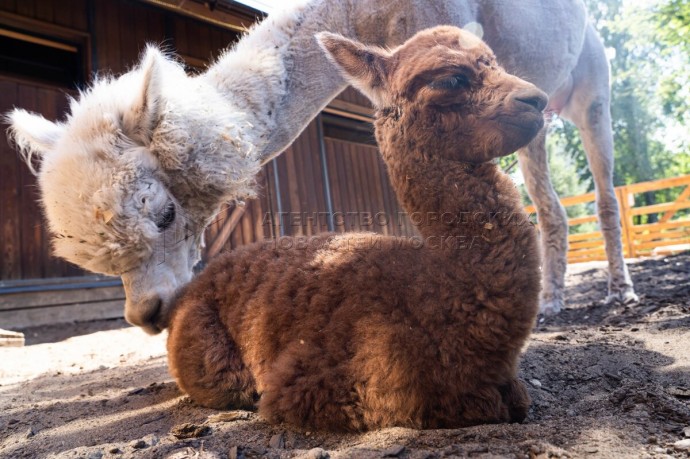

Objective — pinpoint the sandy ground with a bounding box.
[1,252,689,459]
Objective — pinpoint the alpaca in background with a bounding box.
[6,0,636,334]
[167,26,544,431]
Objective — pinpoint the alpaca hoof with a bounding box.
[539,298,564,316]
[604,288,639,305]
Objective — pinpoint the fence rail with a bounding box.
[526,174,690,264]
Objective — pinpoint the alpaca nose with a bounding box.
[513,89,548,112]
[124,295,164,334]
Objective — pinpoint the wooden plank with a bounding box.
[630,200,690,217]
[0,299,125,329]
[566,247,608,257]
[326,99,375,119]
[283,146,303,236]
[50,0,88,30]
[631,220,690,233]
[0,285,125,311]
[350,142,369,232]
[240,203,254,245]
[20,85,42,280]
[635,238,690,251]
[568,215,599,226]
[325,139,344,233]
[296,125,316,236]
[569,255,608,263]
[137,0,251,33]
[118,0,139,65]
[624,174,690,194]
[34,0,53,23]
[310,120,331,233]
[660,185,690,223]
[569,240,605,250]
[617,187,637,259]
[263,160,282,238]
[568,231,603,242]
[0,79,19,280]
[649,244,690,255]
[333,139,355,232]
[0,0,17,13]
[635,230,690,242]
[368,147,389,235]
[16,0,35,17]
[206,205,246,259]
[375,150,397,236]
[0,329,24,347]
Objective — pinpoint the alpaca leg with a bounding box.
[457,385,512,426]
[259,344,365,432]
[167,301,257,410]
[518,128,569,315]
[498,378,531,423]
[560,27,637,305]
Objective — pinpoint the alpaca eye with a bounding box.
[157,202,176,231]
[430,74,471,90]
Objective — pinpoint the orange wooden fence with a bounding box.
[525,174,690,264]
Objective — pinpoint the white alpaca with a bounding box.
[7,0,637,333]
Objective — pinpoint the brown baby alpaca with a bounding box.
[167,26,545,432]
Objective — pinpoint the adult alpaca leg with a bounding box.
[518,129,569,315]
[560,26,638,305]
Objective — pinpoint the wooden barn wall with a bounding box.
[0,0,411,285]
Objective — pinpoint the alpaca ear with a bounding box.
[6,108,64,174]
[316,32,392,107]
[123,45,164,144]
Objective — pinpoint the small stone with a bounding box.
[86,451,103,459]
[171,423,211,439]
[131,439,148,449]
[647,436,657,444]
[229,446,240,459]
[8,419,19,425]
[25,427,35,438]
[529,379,542,388]
[683,426,690,438]
[207,411,253,423]
[299,447,329,459]
[269,432,285,449]
[382,445,406,457]
[584,446,598,454]
[108,447,121,454]
[674,439,690,451]
[566,409,577,417]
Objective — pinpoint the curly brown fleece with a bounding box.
[167,26,546,432]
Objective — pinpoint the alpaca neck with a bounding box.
[201,0,355,161]
[377,125,535,261]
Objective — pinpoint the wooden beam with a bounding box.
[0,300,125,330]
[325,99,375,121]
[660,184,690,223]
[0,329,24,347]
[207,205,246,259]
[137,0,259,32]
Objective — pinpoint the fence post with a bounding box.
[616,186,636,259]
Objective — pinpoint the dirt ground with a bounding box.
[1,252,689,459]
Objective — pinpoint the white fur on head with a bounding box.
[315,32,393,108]
[123,45,164,145]
[5,41,261,333]
[7,109,64,174]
